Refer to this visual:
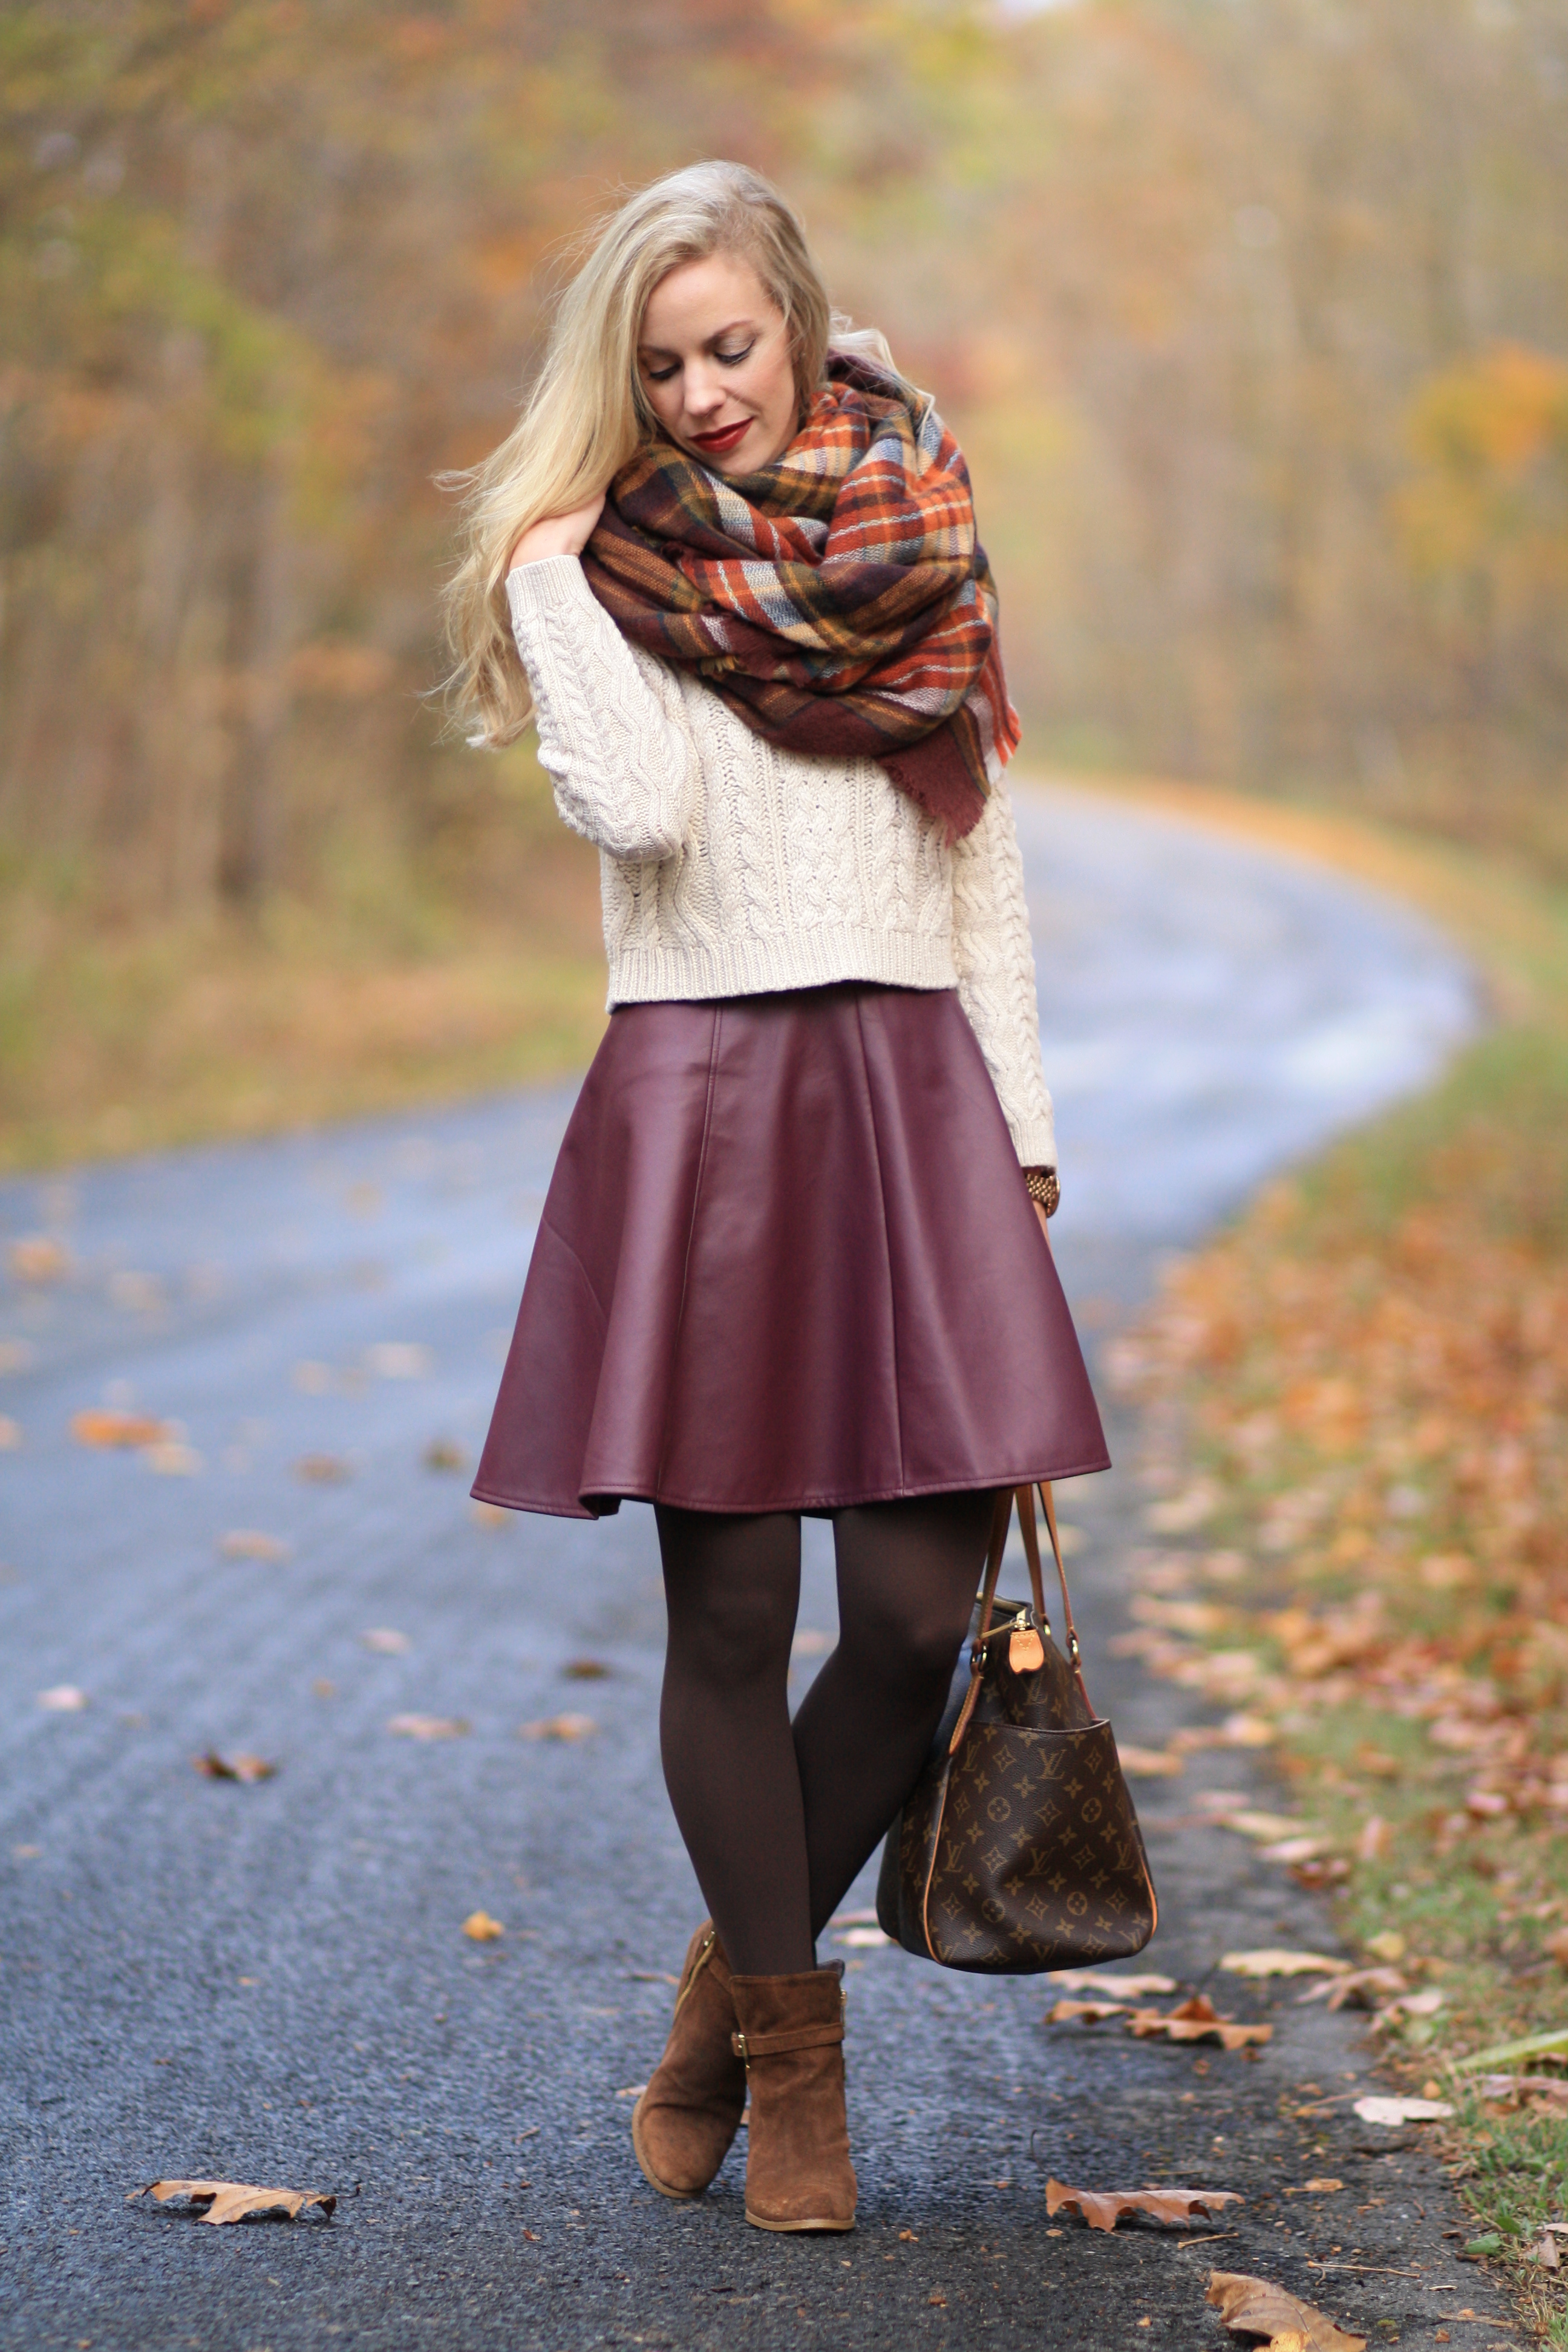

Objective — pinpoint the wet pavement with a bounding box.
[0,782,1498,2350]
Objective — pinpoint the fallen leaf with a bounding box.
[422,1439,468,1471]
[1474,2073,1568,2105]
[1351,2096,1452,2125]
[194,1751,276,1783]
[1118,1745,1186,1776]
[8,1236,70,1283]
[462,1910,505,1941]
[128,2178,334,2226]
[1356,1815,1393,1861]
[791,1628,834,1658]
[561,1659,609,1681]
[387,1713,469,1740]
[1127,1996,1272,2050]
[1223,1811,1314,1842]
[1050,1969,1179,1997]
[1048,1998,1134,2024]
[1296,1967,1407,2011]
[71,1410,172,1449]
[218,1530,292,1562]
[364,1342,431,1379]
[1260,1837,1331,1866]
[470,1500,509,1527]
[1283,2179,1344,2195]
[292,1361,335,1393]
[1535,2235,1561,2270]
[835,1926,891,1947]
[615,2082,648,2099]
[1365,1930,1406,1962]
[829,1909,880,1926]
[1047,2178,1243,2231]
[518,1713,596,1742]
[1372,1987,1445,2025]
[362,1627,411,1654]
[36,1685,87,1711]
[144,1440,202,1475]
[0,1415,21,1449]
[1206,2269,1365,2351]
[295,1454,350,1483]
[1221,1950,1348,1979]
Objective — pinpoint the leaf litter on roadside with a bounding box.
[519,1713,596,1742]
[1221,1950,1347,1979]
[218,1530,292,1561]
[462,1910,505,1941]
[71,1410,174,1449]
[1206,2269,1365,2351]
[1046,2180,1242,2231]
[388,1713,468,1740]
[128,2179,335,2226]
[1126,1996,1272,2050]
[194,1751,276,1783]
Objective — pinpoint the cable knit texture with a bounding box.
[508,556,1056,1168]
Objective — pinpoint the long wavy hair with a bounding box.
[439,159,902,748]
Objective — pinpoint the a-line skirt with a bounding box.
[472,981,1109,1520]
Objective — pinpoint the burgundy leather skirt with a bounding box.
[472,982,1109,1520]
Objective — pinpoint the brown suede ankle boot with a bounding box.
[631,1922,746,2200]
[729,1962,857,2233]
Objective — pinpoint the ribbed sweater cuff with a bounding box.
[1007,1117,1058,1172]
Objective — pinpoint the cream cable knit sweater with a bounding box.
[507,555,1057,1169]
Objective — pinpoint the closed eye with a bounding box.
[641,341,756,385]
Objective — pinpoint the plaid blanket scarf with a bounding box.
[580,356,1019,843]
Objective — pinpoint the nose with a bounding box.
[682,359,728,417]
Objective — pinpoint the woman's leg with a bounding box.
[655,1503,815,1978]
[792,1489,995,1938]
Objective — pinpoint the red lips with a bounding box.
[691,417,751,456]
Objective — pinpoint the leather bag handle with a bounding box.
[951,1483,1094,1754]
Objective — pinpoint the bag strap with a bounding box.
[1020,1480,1096,1717]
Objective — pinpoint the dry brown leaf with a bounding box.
[1048,1998,1134,2024]
[1118,1745,1186,1776]
[1047,2178,1242,2231]
[1127,1995,1273,2050]
[218,1530,292,1562]
[519,1713,596,1742]
[295,1453,350,1483]
[1221,1949,1348,1979]
[1206,2269,1365,2351]
[562,1659,610,1681]
[1050,1969,1179,1997]
[128,2178,335,2226]
[462,1910,505,1941]
[194,1751,276,1783]
[71,1409,173,1449]
[8,1236,70,1283]
[422,1439,468,1471]
[0,1414,22,1449]
[1295,1966,1407,2011]
[387,1713,468,1739]
[1282,2179,1345,2195]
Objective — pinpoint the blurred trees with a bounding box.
[3,0,1566,927]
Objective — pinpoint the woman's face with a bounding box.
[638,250,800,474]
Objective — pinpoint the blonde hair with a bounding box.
[439,159,902,748]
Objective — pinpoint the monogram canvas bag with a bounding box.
[875,1483,1158,1973]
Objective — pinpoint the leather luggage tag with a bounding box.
[1008,1627,1045,1673]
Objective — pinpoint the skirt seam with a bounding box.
[852,989,906,1491]
[654,1001,724,1498]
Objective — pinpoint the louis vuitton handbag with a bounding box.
[875,1482,1158,1973]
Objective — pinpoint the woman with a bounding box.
[443,160,1108,2235]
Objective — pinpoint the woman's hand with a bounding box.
[507,492,606,572]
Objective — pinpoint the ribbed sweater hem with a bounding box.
[606,929,959,1008]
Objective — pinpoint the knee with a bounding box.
[669,1576,796,1689]
[838,1581,972,1693]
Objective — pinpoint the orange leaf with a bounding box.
[1126,1996,1273,2050]
[71,1410,172,1449]
[1047,2179,1243,2231]
[193,1751,276,1783]
[128,2178,335,2226]
[1206,2268,1365,2350]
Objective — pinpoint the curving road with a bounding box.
[0,783,1477,2351]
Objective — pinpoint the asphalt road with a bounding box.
[0,783,1498,2352]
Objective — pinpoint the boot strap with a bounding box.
[730,2020,844,2060]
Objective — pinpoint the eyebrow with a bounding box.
[638,316,760,359]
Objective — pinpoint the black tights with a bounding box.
[655,1491,995,1977]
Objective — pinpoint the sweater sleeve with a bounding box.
[506,555,699,861]
[949,768,1058,1170]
